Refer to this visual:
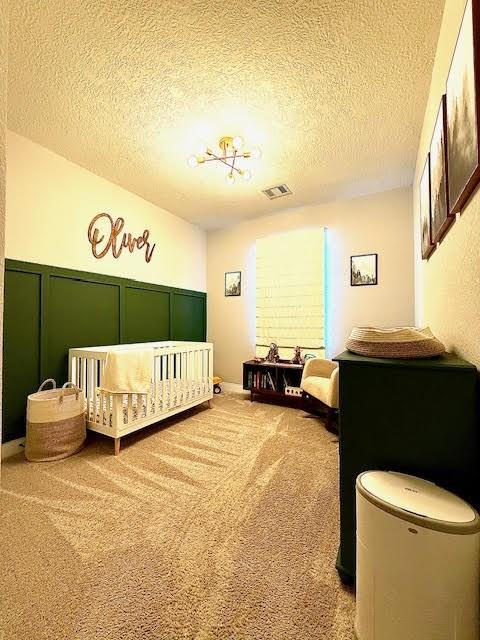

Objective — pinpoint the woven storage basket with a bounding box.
[25,380,86,462]
[346,326,445,359]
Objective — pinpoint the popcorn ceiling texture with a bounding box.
[8,0,444,229]
[414,0,480,369]
[0,393,355,639]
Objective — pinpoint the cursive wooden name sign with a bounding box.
[87,213,156,263]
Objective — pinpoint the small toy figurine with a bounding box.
[291,345,304,365]
[253,356,264,363]
[265,342,280,363]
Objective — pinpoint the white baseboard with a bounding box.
[220,381,248,394]
[2,437,25,460]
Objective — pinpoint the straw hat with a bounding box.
[346,326,445,359]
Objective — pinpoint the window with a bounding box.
[256,228,326,360]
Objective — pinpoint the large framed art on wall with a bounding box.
[446,0,480,214]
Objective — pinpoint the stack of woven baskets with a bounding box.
[346,326,445,359]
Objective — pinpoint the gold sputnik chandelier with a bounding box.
[187,136,261,185]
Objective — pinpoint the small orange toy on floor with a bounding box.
[213,376,222,394]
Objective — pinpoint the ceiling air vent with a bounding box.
[262,184,292,200]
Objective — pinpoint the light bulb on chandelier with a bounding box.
[225,172,235,186]
[249,146,261,159]
[232,136,243,151]
[196,141,208,156]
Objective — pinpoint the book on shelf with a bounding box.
[249,370,277,391]
[267,372,276,391]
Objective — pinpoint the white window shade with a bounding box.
[256,228,325,360]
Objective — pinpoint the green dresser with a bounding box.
[333,351,479,584]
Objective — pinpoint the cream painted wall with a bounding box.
[0,0,8,450]
[414,0,480,368]
[6,131,206,291]
[207,187,415,384]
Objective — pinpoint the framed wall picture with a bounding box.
[225,271,241,296]
[350,254,378,286]
[420,154,435,260]
[430,95,455,243]
[446,0,480,214]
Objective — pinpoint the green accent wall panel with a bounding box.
[2,260,207,442]
[48,277,120,384]
[171,293,206,342]
[3,271,41,442]
[124,287,170,344]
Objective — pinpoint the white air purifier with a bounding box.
[355,470,480,640]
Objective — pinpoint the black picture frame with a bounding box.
[420,154,436,260]
[430,95,455,244]
[350,254,378,286]
[446,0,480,215]
[225,271,241,296]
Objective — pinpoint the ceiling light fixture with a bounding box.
[187,136,261,185]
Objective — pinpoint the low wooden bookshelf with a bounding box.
[243,359,304,403]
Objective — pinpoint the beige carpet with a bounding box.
[0,391,355,640]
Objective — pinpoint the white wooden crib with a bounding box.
[68,341,213,454]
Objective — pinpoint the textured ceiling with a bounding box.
[8,0,444,229]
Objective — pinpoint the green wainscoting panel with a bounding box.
[3,270,42,442]
[48,277,120,384]
[124,287,170,343]
[171,293,206,342]
[2,260,207,442]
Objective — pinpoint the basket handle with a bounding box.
[37,379,56,392]
[59,381,80,404]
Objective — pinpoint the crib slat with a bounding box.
[162,354,167,412]
[182,351,187,403]
[194,349,198,398]
[189,350,192,400]
[102,392,106,428]
[208,346,213,391]
[100,359,105,388]
[169,353,174,409]
[83,359,87,398]
[203,349,207,394]
[93,358,99,424]
[127,394,133,423]
[153,356,157,412]
[85,358,91,418]
[197,349,201,395]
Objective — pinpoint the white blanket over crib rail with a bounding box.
[68,341,213,441]
[101,348,153,394]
